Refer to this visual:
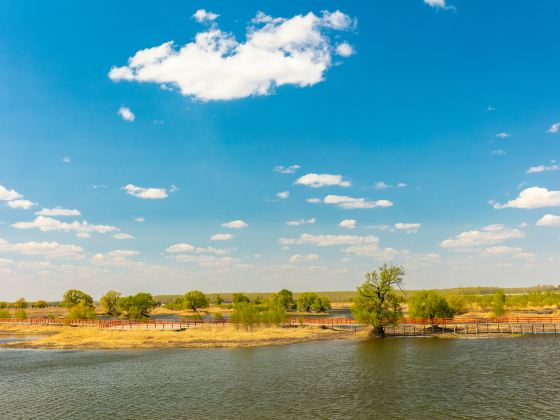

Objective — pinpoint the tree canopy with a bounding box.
[118,292,156,319]
[62,289,93,308]
[351,264,405,337]
[408,291,454,320]
[183,290,210,311]
[100,290,121,316]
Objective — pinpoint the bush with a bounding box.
[14,298,28,310]
[232,293,250,304]
[408,291,453,319]
[66,303,97,320]
[214,294,223,305]
[0,309,10,318]
[0,301,7,309]
[230,302,260,330]
[14,309,27,319]
[34,300,48,308]
[446,295,467,315]
[261,303,287,327]
[492,291,506,316]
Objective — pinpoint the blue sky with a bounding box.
[1,0,559,300]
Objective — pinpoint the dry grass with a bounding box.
[1,324,362,350]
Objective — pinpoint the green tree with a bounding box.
[261,302,287,327]
[66,303,97,319]
[183,290,210,311]
[311,296,331,312]
[100,290,121,316]
[230,302,260,330]
[61,289,93,308]
[14,309,27,319]
[492,291,506,316]
[277,289,294,310]
[408,291,454,320]
[0,301,7,309]
[215,294,223,305]
[34,300,48,308]
[0,309,10,318]
[232,293,250,304]
[14,297,28,310]
[446,295,467,315]
[351,264,405,337]
[118,293,156,319]
[296,292,319,312]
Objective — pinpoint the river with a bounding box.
[1,336,559,419]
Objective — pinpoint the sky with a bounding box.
[1,0,559,300]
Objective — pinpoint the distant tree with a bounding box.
[66,303,97,320]
[118,293,156,319]
[232,293,250,304]
[14,297,28,310]
[277,289,294,310]
[311,296,331,312]
[183,290,210,311]
[296,292,318,312]
[34,300,48,308]
[261,302,287,327]
[408,291,454,320]
[100,290,121,316]
[0,301,8,309]
[215,294,223,305]
[351,264,405,337]
[492,291,506,316]
[446,295,467,315]
[230,302,260,331]
[14,309,27,319]
[61,289,93,308]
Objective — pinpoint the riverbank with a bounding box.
[0,324,365,350]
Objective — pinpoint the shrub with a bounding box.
[14,309,27,319]
[34,300,48,308]
[230,302,260,330]
[232,293,250,304]
[66,303,97,320]
[214,294,223,305]
[14,298,28,310]
[446,295,467,315]
[0,309,10,318]
[492,291,506,316]
[408,291,453,319]
[261,303,287,327]
[0,301,7,309]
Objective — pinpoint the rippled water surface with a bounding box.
[1,336,559,419]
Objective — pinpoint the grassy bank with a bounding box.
[0,324,364,350]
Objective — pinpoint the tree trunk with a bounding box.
[370,325,385,338]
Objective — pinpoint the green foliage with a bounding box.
[351,264,405,336]
[408,291,454,319]
[118,293,156,319]
[100,290,121,316]
[183,290,210,311]
[296,292,330,312]
[215,294,223,305]
[66,303,97,320]
[165,298,185,310]
[0,309,10,318]
[34,300,48,308]
[14,309,27,319]
[230,302,260,330]
[277,289,294,310]
[261,302,287,326]
[446,295,467,315]
[232,293,250,304]
[311,296,331,312]
[62,289,93,308]
[0,301,7,309]
[14,297,28,310]
[492,291,506,316]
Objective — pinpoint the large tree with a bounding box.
[62,289,93,308]
[183,290,210,311]
[352,264,405,337]
[408,290,453,320]
[118,293,156,319]
[100,290,121,316]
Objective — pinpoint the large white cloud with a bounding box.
[536,214,560,227]
[0,238,84,259]
[493,187,560,209]
[441,224,524,249]
[295,173,351,188]
[7,200,36,210]
[323,195,393,209]
[0,185,22,201]
[36,207,81,217]
[123,184,169,199]
[11,216,118,238]
[109,10,356,101]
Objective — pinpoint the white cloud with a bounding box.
[290,253,319,263]
[306,198,321,203]
[483,246,535,260]
[210,233,234,241]
[222,219,248,229]
[536,214,560,227]
[335,43,353,57]
[424,0,446,7]
[374,181,407,190]
[166,243,195,253]
[11,216,118,237]
[287,218,316,226]
[441,224,524,249]
[274,164,301,174]
[123,184,169,199]
[133,216,145,223]
[491,149,506,156]
[36,207,81,217]
[109,11,356,101]
[192,9,219,23]
[118,106,135,122]
[7,200,36,210]
[527,163,559,174]
[279,233,379,247]
[496,132,510,138]
[175,254,236,267]
[547,123,559,134]
[91,250,139,266]
[166,243,228,255]
[339,219,356,229]
[394,222,421,233]
[0,185,22,201]
[277,191,290,199]
[295,173,351,188]
[0,238,84,259]
[493,187,560,209]
[323,195,393,209]
[113,233,134,240]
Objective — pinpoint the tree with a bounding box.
[62,289,93,308]
[296,292,318,312]
[351,264,405,337]
[34,300,48,308]
[66,303,97,319]
[0,301,7,309]
[492,291,506,316]
[261,302,287,326]
[311,296,331,312]
[446,295,467,315]
[183,290,210,311]
[215,294,223,305]
[232,293,250,304]
[118,293,156,319]
[100,290,121,316]
[14,298,28,310]
[230,302,260,330]
[277,289,294,310]
[408,291,454,320]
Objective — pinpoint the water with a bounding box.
[1,336,559,419]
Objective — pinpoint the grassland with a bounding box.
[1,324,364,350]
